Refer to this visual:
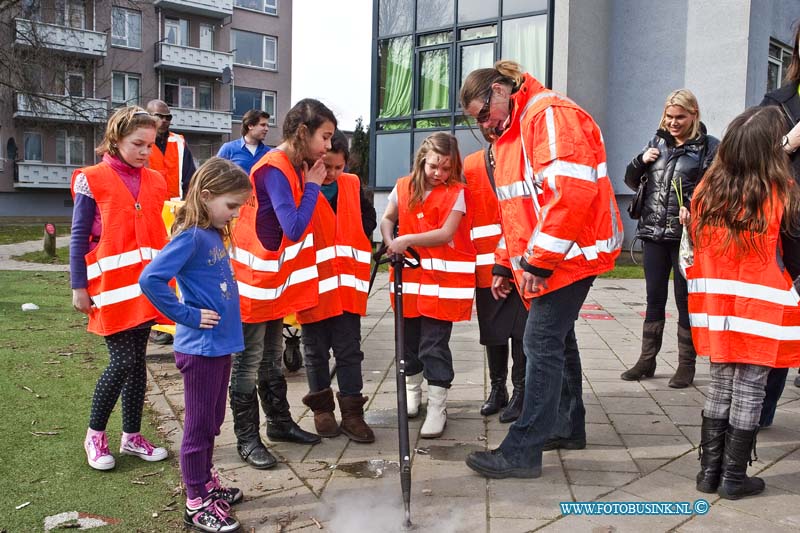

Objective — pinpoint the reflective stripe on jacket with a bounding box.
[687,192,800,368]
[72,162,170,336]
[463,149,502,289]
[390,176,477,322]
[493,74,623,305]
[149,132,185,199]
[231,150,318,323]
[296,173,372,324]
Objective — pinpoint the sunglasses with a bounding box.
[153,113,173,121]
[476,89,493,123]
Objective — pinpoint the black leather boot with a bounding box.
[500,340,525,423]
[717,426,765,500]
[621,320,664,381]
[229,389,277,469]
[480,345,509,416]
[695,412,727,493]
[669,325,696,388]
[259,377,321,445]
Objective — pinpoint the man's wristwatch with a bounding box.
[782,135,797,154]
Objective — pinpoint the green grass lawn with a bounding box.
[12,245,70,265]
[600,251,645,279]
[0,224,71,245]
[0,271,182,532]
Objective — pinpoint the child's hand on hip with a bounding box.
[199,309,220,329]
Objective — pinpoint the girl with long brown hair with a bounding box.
[688,105,800,501]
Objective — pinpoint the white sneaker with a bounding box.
[420,385,448,438]
[406,373,424,418]
[120,434,169,462]
[85,431,115,471]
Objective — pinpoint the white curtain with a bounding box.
[502,15,547,82]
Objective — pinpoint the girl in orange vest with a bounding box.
[228,99,336,469]
[463,129,528,423]
[688,106,800,500]
[380,132,476,439]
[69,106,170,471]
[299,130,377,443]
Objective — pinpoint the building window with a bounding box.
[233,87,276,125]
[165,18,189,47]
[21,0,41,21]
[23,132,42,161]
[112,72,140,105]
[165,78,196,108]
[199,24,214,51]
[198,82,213,110]
[56,131,85,166]
[111,7,141,49]
[501,15,548,82]
[231,30,277,70]
[57,0,85,29]
[235,0,277,16]
[768,39,793,93]
[416,0,453,32]
[378,36,413,121]
[65,72,84,97]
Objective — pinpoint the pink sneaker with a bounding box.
[85,432,115,471]
[120,434,169,462]
[206,471,243,505]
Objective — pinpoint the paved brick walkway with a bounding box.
[145,274,800,532]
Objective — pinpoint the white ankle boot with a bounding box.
[420,385,448,438]
[406,373,424,418]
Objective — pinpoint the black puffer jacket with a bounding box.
[625,124,719,242]
[760,81,800,179]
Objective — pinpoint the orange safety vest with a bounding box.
[230,150,318,323]
[463,149,502,289]
[71,162,170,336]
[149,132,185,199]
[686,192,800,368]
[296,173,372,324]
[493,73,623,306]
[390,176,477,322]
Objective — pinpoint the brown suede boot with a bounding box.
[302,388,340,438]
[669,325,696,389]
[337,393,375,443]
[621,320,665,381]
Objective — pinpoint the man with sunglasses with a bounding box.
[146,99,196,201]
[145,100,197,346]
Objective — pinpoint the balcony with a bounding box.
[14,93,109,124]
[15,162,79,189]
[153,0,233,18]
[15,18,107,58]
[171,108,232,134]
[155,42,233,76]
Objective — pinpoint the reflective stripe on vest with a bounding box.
[231,150,319,322]
[71,163,170,335]
[463,149,503,289]
[686,191,800,368]
[296,173,372,324]
[148,132,185,199]
[390,176,476,322]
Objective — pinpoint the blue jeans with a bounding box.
[759,367,788,426]
[499,276,595,468]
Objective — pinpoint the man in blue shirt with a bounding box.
[217,109,271,175]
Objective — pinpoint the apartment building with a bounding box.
[0,0,291,216]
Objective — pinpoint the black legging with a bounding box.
[89,327,151,433]
[642,238,690,329]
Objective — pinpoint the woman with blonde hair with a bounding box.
[621,89,719,388]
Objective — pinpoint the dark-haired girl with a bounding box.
[228,98,336,469]
[689,106,800,500]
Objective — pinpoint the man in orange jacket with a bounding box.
[460,61,623,479]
